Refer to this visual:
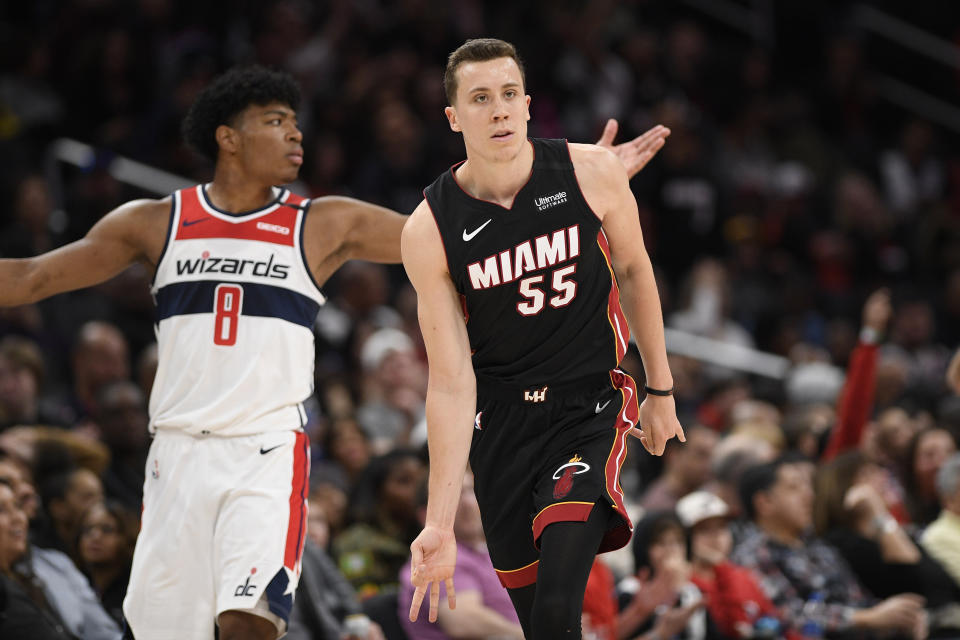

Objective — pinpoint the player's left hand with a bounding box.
[595,120,671,179]
[633,394,685,455]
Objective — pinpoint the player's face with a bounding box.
[233,102,304,185]
[445,57,530,162]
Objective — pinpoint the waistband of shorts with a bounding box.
[476,371,612,404]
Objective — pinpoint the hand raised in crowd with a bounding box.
[862,288,892,335]
[408,525,457,623]
[595,119,671,179]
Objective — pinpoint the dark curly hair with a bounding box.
[181,65,301,162]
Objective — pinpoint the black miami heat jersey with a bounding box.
[425,138,630,386]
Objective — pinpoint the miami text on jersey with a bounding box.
[467,224,580,290]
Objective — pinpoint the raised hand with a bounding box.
[408,525,457,623]
[595,119,671,179]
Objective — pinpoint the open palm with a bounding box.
[596,119,671,179]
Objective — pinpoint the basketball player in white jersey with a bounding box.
[0,64,668,640]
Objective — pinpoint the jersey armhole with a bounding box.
[564,140,604,224]
[295,198,327,301]
[423,193,458,288]
[150,191,180,289]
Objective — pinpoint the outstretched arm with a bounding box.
[0,199,166,306]
[307,195,408,265]
[402,200,476,623]
[595,120,670,180]
[571,144,683,455]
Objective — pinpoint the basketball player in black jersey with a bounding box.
[403,39,685,638]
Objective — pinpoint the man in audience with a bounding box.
[733,456,926,638]
[922,453,960,585]
[93,380,149,510]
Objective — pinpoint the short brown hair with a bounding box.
[443,38,525,106]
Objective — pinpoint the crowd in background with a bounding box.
[1,0,960,638]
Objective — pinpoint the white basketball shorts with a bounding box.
[123,428,309,639]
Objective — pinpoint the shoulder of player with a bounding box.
[95,197,172,236]
[401,200,445,270]
[401,200,438,245]
[567,143,623,184]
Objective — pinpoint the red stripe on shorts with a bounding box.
[284,431,310,570]
[600,369,637,552]
[495,559,539,589]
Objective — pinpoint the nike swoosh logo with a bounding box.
[595,399,612,414]
[259,444,283,455]
[462,219,493,241]
[181,218,208,227]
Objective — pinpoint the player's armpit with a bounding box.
[0,198,167,306]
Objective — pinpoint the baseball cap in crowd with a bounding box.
[676,490,730,528]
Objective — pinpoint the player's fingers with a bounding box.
[638,430,655,454]
[597,118,618,147]
[446,577,456,610]
[410,542,423,574]
[409,584,426,622]
[676,423,686,443]
[429,577,440,622]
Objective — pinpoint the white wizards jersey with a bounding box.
[149,184,325,436]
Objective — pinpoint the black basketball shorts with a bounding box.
[469,369,638,589]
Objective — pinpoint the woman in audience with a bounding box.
[0,479,73,639]
[815,450,960,635]
[902,427,958,526]
[332,448,426,598]
[76,501,137,626]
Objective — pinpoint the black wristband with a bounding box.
[644,385,674,397]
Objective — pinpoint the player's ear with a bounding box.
[525,95,531,122]
[445,106,461,133]
[216,124,239,154]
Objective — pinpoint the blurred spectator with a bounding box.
[903,427,959,525]
[76,501,137,626]
[93,380,149,510]
[623,510,717,640]
[704,433,776,520]
[0,479,73,640]
[640,424,718,512]
[310,479,349,546]
[677,490,788,639]
[0,335,67,430]
[733,457,925,638]
[0,451,40,521]
[922,454,960,587]
[314,417,374,493]
[0,174,61,258]
[401,472,522,639]
[285,473,389,640]
[33,452,104,556]
[67,321,130,427]
[356,328,427,453]
[333,449,426,598]
[814,451,960,618]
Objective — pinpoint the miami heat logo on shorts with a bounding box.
[552,454,591,499]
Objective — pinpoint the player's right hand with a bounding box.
[409,525,457,623]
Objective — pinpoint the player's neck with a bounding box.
[207,167,278,213]
[458,140,533,207]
